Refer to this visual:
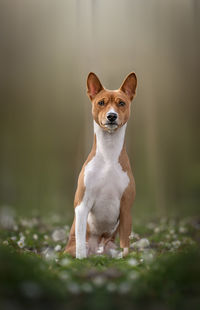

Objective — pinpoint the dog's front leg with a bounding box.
[119,205,132,257]
[75,203,89,259]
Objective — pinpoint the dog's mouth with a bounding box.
[101,121,119,131]
[105,121,118,126]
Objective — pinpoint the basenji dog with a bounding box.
[65,72,137,259]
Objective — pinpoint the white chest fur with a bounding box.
[84,121,130,235]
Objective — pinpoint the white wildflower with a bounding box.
[182,237,195,245]
[127,258,138,267]
[20,217,38,228]
[33,234,38,240]
[54,244,62,252]
[116,251,123,259]
[92,276,105,287]
[129,231,140,240]
[179,226,187,233]
[19,232,26,241]
[17,239,25,248]
[165,242,171,249]
[171,240,181,249]
[3,240,9,245]
[42,247,56,261]
[109,249,120,258]
[60,257,71,266]
[52,229,66,242]
[20,219,32,228]
[107,282,117,292]
[44,234,49,240]
[11,236,17,241]
[131,238,150,250]
[142,250,155,264]
[154,227,160,233]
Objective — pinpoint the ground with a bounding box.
[0,207,200,310]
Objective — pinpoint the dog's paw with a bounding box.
[122,247,129,257]
[76,246,87,259]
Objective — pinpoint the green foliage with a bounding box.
[0,211,200,310]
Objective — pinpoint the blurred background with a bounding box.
[0,0,199,221]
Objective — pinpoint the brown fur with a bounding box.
[119,144,136,248]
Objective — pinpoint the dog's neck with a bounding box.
[93,121,127,164]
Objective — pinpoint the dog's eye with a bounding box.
[98,100,104,106]
[119,101,125,107]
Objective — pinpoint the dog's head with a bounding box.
[87,72,137,133]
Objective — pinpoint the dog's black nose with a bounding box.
[107,112,117,122]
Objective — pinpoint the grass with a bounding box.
[0,206,200,310]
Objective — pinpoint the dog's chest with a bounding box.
[84,153,129,234]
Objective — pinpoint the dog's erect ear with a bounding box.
[120,72,137,101]
[87,72,104,100]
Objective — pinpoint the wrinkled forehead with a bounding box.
[93,89,130,103]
